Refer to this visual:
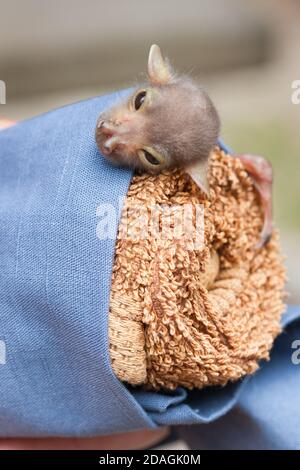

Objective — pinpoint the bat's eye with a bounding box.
[134,90,147,110]
[142,150,159,165]
[138,147,166,170]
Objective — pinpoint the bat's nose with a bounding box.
[97,119,113,132]
[102,136,120,155]
[95,115,129,158]
[96,118,121,136]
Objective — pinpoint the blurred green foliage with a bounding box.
[223,118,300,231]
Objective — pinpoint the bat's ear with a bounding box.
[186,159,211,196]
[148,44,173,85]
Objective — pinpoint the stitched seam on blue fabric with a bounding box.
[45,137,74,320]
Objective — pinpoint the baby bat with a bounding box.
[95,44,273,247]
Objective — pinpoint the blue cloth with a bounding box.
[0,90,299,446]
[178,308,300,449]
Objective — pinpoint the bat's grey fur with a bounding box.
[96,47,220,173]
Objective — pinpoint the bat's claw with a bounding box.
[255,230,272,250]
[236,154,273,248]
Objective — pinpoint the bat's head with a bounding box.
[96,45,220,173]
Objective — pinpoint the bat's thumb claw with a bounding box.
[255,227,273,250]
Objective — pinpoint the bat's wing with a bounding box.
[186,159,210,196]
[236,154,273,248]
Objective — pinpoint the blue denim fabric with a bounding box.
[0,90,299,444]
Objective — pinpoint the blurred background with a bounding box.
[0,0,299,304]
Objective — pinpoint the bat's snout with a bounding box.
[96,118,121,155]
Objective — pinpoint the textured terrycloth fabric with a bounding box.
[177,307,300,449]
[0,90,299,444]
[109,149,285,390]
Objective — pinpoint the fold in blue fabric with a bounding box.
[178,309,300,449]
[0,89,299,444]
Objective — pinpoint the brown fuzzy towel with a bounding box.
[109,147,286,390]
